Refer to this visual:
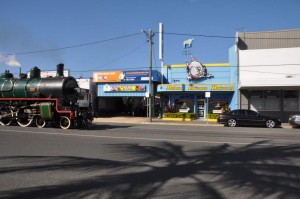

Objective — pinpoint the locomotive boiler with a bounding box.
[0,64,93,129]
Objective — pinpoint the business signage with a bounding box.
[103,84,146,92]
[93,71,122,82]
[93,70,160,83]
[187,85,208,91]
[187,84,234,91]
[211,84,234,91]
[158,84,235,92]
[186,57,213,80]
[158,84,183,91]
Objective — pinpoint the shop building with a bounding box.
[157,49,238,119]
[92,70,161,116]
[235,29,300,122]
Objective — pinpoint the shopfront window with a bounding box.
[249,90,263,111]
[250,90,280,111]
[250,99,263,111]
[284,90,299,111]
[175,100,193,112]
[209,100,228,114]
[264,90,280,110]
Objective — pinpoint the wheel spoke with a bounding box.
[228,119,236,127]
[0,107,13,126]
[60,116,71,129]
[266,120,275,128]
[36,118,46,128]
[16,109,34,127]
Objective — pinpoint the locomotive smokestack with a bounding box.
[57,63,64,77]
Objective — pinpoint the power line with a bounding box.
[73,41,148,72]
[10,65,150,76]
[72,66,149,74]
[162,32,300,40]
[163,32,235,39]
[4,32,142,55]
[5,31,300,56]
[72,62,300,75]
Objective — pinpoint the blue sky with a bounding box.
[1,0,300,78]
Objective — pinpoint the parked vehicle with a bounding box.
[288,114,300,128]
[217,109,281,128]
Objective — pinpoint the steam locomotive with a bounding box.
[0,64,93,129]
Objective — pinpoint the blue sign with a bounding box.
[119,70,160,82]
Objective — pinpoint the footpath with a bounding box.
[93,116,292,128]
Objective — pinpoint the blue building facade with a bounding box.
[158,49,238,119]
[92,47,238,119]
[94,70,161,98]
[93,69,162,116]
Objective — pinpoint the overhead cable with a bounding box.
[73,41,148,72]
[4,32,142,55]
[163,32,300,39]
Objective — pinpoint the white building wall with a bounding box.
[76,78,91,90]
[239,47,300,88]
[76,78,92,101]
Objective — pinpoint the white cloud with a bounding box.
[0,53,21,67]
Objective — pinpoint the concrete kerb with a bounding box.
[93,117,218,126]
[93,117,291,128]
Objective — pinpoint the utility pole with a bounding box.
[142,29,154,122]
[148,29,153,122]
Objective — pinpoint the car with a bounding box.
[288,114,300,128]
[217,109,281,128]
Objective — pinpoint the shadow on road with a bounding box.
[1,141,300,198]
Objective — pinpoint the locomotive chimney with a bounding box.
[57,63,64,77]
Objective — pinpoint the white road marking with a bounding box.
[0,128,272,146]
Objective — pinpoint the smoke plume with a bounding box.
[0,52,21,67]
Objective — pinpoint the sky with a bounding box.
[0,0,300,78]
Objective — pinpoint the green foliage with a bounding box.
[164,112,196,119]
[207,113,219,119]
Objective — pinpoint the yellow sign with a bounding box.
[211,84,234,91]
[103,84,145,92]
[166,85,182,91]
[188,85,208,91]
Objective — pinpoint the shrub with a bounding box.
[164,112,196,119]
[207,113,219,119]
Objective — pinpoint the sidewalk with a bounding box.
[93,116,292,128]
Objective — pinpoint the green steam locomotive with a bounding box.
[0,64,93,129]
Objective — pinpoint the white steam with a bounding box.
[0,53,21,67]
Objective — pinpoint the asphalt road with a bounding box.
[0,123,300,199]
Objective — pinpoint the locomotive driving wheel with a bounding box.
[0,107,13,126]
[60,116,71,129]
[36,117,46,128]
[16,109,34,127]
